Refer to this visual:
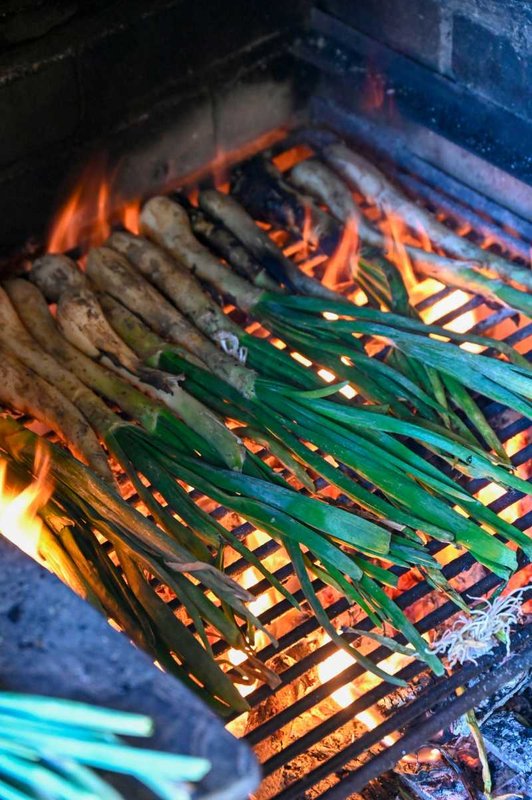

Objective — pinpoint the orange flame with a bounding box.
[301,204,320,259]
[323,216,359,290]
[48,154,141,254]
[382,212,417,290]
[0,444,52,563]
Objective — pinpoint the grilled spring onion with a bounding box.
[58,289,245,472]
[324,143,532,291]
[90,241,529,580]
[82,245,258,398]
[20,272,445,685]
[39,252,314,493]
[0,416,252,714]
[1,279,227,554]
[197,186,338,299]
[98,291,316,490]
[0,344,113,482]
[138,195,531,448]
[321,144,532,315]
[347,247,513,464]
[256,293,532,423]
[30,256,245,472]
[231,155,341,250]
[161,191,529,458]
[184,196,280,292]
[2,282,292,681]
[0,692,210,800]
[290,156,382,246]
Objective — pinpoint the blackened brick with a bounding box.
[79,0,309,134]
[452,14,532,120]
[318,0,442,70]
[0,58,79,167]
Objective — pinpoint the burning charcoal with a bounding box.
[231,155,341,251]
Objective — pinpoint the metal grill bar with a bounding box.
[299,625,532,800]
[267,587,531,800]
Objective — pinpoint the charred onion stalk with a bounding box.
[231,155,342,251]
[184,197,280,292]
[18,269,450,685]
[0,416,250,714]
[318,144,532,316]
[197,186,339,299]
[85,217,530,578]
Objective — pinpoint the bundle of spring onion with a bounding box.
[0,417,252,714]
[139,192,531,469]
[33,231,531,587]
[0,692,210,800]
[130,198,530,567]
[8,149,527,695]
[231,148,532,317]
[2,277,450,687]
[231,152,532,457]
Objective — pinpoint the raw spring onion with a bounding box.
[0,691,210,800]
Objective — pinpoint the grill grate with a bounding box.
[198,133,530,798]
[11,130,531,800]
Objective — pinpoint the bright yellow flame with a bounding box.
[0,446,52,564]
[317,645,355,708]
[419,289,484,352]
[316,635,409,747]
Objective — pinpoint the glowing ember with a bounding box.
[0,444,52,564]
[301,205,320,259]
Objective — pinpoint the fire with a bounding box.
[301,205,320,259]
[316,635,409,748]
[323,217,359,290]
[0,445,52,564]
[48,154,141,254]
[382,212,417,290]
[272,144,314,173]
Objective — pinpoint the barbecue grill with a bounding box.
[0,2,530,799]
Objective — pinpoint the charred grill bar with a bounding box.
[0,2,530,799]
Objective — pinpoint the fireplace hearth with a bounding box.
[0,3,530,800]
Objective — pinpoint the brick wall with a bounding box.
[0,0,310,251]
[319,0,532,124]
